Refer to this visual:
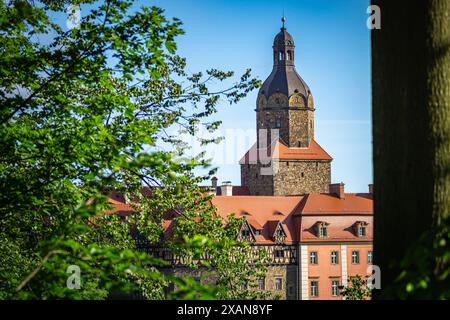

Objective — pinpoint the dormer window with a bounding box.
[255,229,262,236]
[354,221,369,238]
[319,225,327,237]
[272,222,287,243]
[276,228,284,238]
[316,221,329,238]
[241,229,251,237]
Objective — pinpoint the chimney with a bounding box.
[368,183,373,194]
[211,176,218,192]
[220,181,233,196]
[329,182,345,199]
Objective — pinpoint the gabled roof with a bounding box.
[212,196,302,244]
[239,139,332,164]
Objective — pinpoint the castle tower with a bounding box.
[257,17,314,148]
[240,18,332,196]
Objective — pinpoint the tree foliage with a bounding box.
[340,275,371,300]
[379,217,450,300]
[0,0,264,299]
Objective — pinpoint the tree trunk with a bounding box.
[372,0,450,296]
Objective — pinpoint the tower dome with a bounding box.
[259,18,312,106]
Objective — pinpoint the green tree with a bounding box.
[0,0,264,299]
[371,0,450,298]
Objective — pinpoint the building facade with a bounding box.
[218,21,373,299]
[108,20,373,300]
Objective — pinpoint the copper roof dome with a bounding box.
[259,20,311,100]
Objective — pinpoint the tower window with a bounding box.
[278,51,285,60]
[301,172,304,178]
[287,51,292,61]
[275,117,281,128]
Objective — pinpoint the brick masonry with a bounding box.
[241,160,331,196]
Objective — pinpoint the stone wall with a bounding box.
[273,160,331,195]
[263,265,298,300]
[288,108,314,148]
[241,163,274,195]
[241,160,330,196]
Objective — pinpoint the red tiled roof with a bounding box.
[239,139,332,164]
[300,215,372,242]
[212,196,303,244]
[297,193,373,214]
[105,191,373,244]
[246,218,263,230]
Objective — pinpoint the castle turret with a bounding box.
[257,17,315,148]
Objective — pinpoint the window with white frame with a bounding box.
[319,225,327,237]
[358,226,367,237]
[354,221,369,237]
[351,250,360,264]
[310,251,318,265]
[316,221,329,238]
[310,280,319,297]
[368,250,373,264]
[331,251,339,264]
[331,280,340,296]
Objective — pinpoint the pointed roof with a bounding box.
[239,138,333,164]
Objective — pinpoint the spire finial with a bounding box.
[281,15,286,29]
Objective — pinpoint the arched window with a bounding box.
[287,51,292,60]
[278,51,283,60]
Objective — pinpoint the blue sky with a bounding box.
[139,0,372,192]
